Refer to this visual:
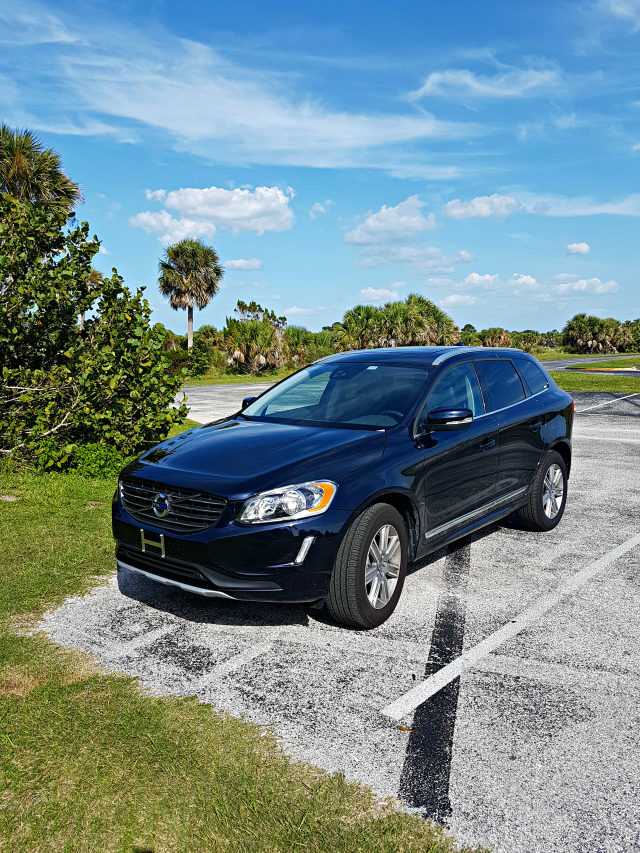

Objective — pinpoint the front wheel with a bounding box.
[516,450,568,531]
[326,503,407,629]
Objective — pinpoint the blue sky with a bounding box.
[2,0,639,334]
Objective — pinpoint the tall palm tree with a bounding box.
[0,125,82,213]
[158,238,224,348]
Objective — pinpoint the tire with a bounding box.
[325,503,407,629]
[516,450,568,532]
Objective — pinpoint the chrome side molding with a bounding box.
[425,486,528,540]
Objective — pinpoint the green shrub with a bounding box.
[73,443,132,478]
[0,195,188,469]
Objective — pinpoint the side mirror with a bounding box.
[242,396,257,410]
[420,406,473,434]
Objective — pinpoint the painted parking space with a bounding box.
[41,391,640,853]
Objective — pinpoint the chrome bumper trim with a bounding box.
[117,560,235,599]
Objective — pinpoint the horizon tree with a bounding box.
[0,124,82,213]
[158,238,224,348]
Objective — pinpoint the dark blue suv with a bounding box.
[113,346,573,628]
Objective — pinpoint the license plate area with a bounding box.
[140,528,165,558]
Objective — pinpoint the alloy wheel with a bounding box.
[364,523,401,609]
[542,463,564,519]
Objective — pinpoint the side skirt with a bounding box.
[417,491,529,559]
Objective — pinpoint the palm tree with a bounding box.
[0,125,82,213]
[158,239,224,348]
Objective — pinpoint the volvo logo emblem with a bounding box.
[152,493,170,518]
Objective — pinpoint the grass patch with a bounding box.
[0,470,484,853]
[166,417,202,439]
[550,370,640,393]
[183,367,295,387]
[564,355,640,370]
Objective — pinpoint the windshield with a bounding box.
[241,361,431,429]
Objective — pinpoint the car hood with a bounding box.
[122,417,386,498]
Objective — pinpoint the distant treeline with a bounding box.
[161,298,640,378]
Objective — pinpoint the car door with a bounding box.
[417,361,499,538]
[474,357,545,498]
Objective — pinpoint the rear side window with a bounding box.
[475,360,525,412]
[425,362,484,416]
[515,359,550,395]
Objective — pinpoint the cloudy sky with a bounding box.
[2,0,639,332]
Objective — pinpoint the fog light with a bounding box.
[294,536,315,565]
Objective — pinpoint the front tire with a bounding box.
[326,503,407,629]
[516,450,568,531]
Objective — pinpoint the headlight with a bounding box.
[238,480,337,524]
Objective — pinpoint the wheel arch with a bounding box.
[548,438,572,478]
[355,490,420,564]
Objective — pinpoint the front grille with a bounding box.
[120,478,227,533]
[117,545,214,589]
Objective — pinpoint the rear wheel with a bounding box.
[326,503,407,629]
[516,450,568,531]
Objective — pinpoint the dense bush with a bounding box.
[562,313,640,353]
[331,294,458,350]
[0,194,187,469]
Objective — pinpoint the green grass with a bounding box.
[564,355,640,371]
[0,469,484,853]
[166,417,202,439]
[550,370,640,393]
[183,367,295,387]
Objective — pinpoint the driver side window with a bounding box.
[425,362,485,417]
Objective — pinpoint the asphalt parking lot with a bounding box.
[42,389,640,853]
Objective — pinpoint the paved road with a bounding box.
[43,391,640,853]
[541,353,638,371]
[177,383,274,423]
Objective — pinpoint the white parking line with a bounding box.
[575,392,640,413]
[192,642,274,689]
[381,530,640,721]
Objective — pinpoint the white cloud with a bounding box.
[225,258,265,270]
[131,185,294,243]
[443,193,518,221]
[272,294,282,300]
[554,273,579,281]
[516,192,640,217]
[509,273,540,288]
[567,242,590,255]
[554,113,579,130]
[359,286,402,303]
[0,6,77,45]
[555,277,618,294]
[252,282,269,289]
[98,245,111,255]
[309,199,334,220]
[442,191,640,220]
[439,294,477,306]
[355,245,474,276]
[345,196,437,245]
[10,11,480,173]
[599,0,640,30]
[460,273,500,288]
[130,210,217,245]
[285,306,326,315]
[409,67,562,100]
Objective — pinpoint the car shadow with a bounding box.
[117,567,323,629]
[116,513,526,630]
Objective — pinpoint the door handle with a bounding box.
[530,418,543,431]
[480,437,496,451]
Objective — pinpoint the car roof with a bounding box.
[318,345,525,367]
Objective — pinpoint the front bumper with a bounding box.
[112,506,353,603]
